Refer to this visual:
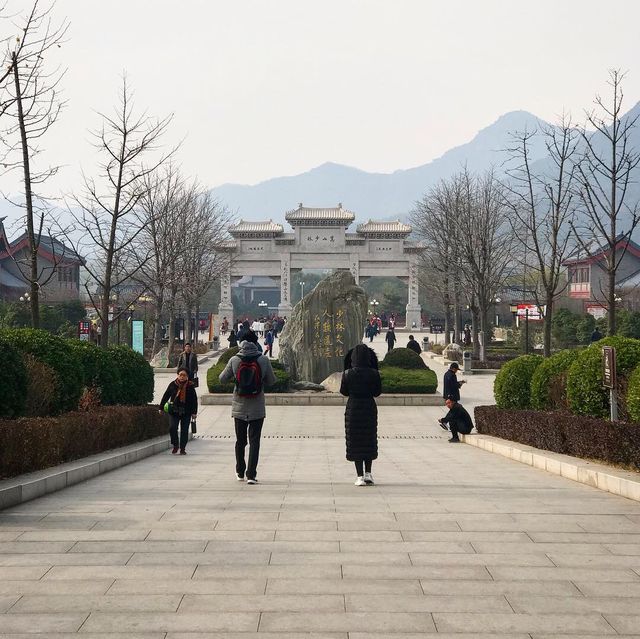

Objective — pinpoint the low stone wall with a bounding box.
[201,393,444,406]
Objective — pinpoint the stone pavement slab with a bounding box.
[2,402,640,636]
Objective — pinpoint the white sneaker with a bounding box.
[246,478,258,485]
[355,476,366,486]
[364,472,374,485]
[235,473,244,481]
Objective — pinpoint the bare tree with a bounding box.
[179,189,233,345]
[503,115,580,355]
[456,169,515,362]
[0,0,67,327]
[411,177,464,344]
[62,76,173,347]
[572,69,640,335]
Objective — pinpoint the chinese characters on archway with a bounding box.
[311,307,345,358]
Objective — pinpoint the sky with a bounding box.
[3,0,640,198]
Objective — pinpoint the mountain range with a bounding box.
[211,109,558,225]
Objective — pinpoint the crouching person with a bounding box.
[219,330,276,484]
[438,394,473,443]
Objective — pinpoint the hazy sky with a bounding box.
[4,0,640,196]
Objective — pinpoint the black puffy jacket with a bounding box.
[340,344,382,461]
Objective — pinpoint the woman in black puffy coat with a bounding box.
[340,343,382,486]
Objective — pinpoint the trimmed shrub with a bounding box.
[430,343,444,355]
[475,405,640,470]
[566,336,640,418]
[107,346,154,405]
[381,347,428,369]
[0,336,28,417]
[379,367,438,394]
[0,406,166,479]
[69,342,122,406]
[0,328,83,414]
[530,350,578,411]
[24,354,56,417]
[625,364,640,423]
[493,355,543,410]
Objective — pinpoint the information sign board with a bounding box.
[132,320,144,355]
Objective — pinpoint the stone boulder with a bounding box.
[279,270,368,384]
[320,372,342,393]
[443,342,463,363]
[150,346,169,368]
[291,381,325,392]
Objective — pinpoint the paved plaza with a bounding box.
[2,337,640,637]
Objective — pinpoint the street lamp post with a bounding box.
[370,299,379,314]
[258,300,268,314]
[300,281,305,301]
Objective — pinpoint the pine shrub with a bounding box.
[381,347,428,369]
[493,354,543,409]
[530,350,578,410]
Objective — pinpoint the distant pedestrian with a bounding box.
[227,329,238,348]
[219,330,276,484]
[159,367,198,455]
[263,328,274,358]
[438,395,473,443]
[463,325,472,346]
[591,327,603,342]
[237,320,250,343]
[221,317,229,335]
[443,362,465,402]
[341,344,381,486]
[177,343,198,381]
[385,327,397,353]
[406,334,422,355]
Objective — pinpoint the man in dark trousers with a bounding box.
[177,343,198,381]
[443,362,465,402]
[385,326,397,353]
[406,334,422,354]
[439,395,474,443]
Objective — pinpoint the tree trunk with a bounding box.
[185,307,192,347]
[12,54,40,329]
[195,302,201,344]
[471,307,480,359]
[609,266,617,335]
[543,295,553,357]
[151,287,164,358]
[478,301,489,363]
[166,287,178,364]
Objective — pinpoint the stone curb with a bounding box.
[0,436,171,511]
[461,433,640,503]
[201,393,443,406]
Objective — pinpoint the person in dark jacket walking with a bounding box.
[406,335,422,354]
[219,331,277,484]
[340,344,382,486]
[159,367,198,455]
[227,329,238,348]
[443,362,465,402]
[263,328,274,358]
[177,343,198,381]
[439,395,474,442]
[385,327,397,353]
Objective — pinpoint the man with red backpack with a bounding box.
[219,330,276,484]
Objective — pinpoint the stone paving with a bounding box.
[1,337,640,636]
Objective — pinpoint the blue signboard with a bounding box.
[132,320,144,355]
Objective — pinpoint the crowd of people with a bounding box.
[159,317,473,480]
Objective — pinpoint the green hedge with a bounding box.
[530,350,578,410]
[627,365,640,422]
[566,336,640,418]
[381,347,428,370]
[379,367,437,394]
[0,406,166,479]
[0,328,84,414]
[207,349,291,393]
[69,342,122,405]
[494,355,543,409]
[107,346,154,405]
[0,336,28,418]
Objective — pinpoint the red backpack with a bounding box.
[235,356,263,396]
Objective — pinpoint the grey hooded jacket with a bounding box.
[219,341,277,421]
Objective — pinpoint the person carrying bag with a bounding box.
[159,367,198,455]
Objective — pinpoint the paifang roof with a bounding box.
[285,203,356,222]
[356,220,412,234]
[229,220,284,234]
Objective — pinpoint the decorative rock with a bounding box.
[443,342,463,363]
[320,372,343,393]
[150,346,169,368]
[291,381,325,392]
[279,270,368,384]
